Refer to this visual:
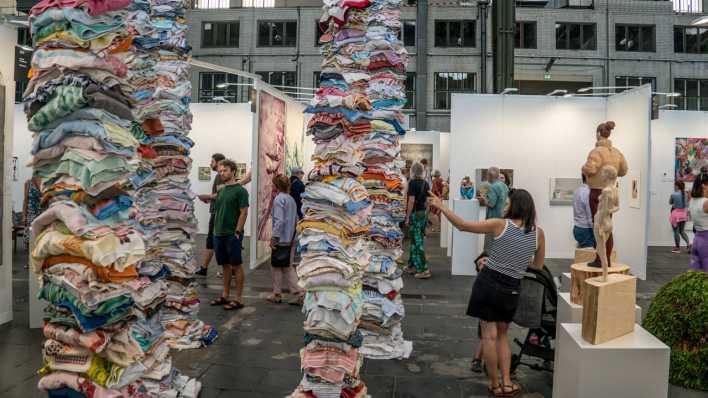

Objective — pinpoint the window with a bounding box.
[199,72,249,103]
[313,72,321,88]
[672,0,702,13]
[515,21,537,49]
[674,79,708,111]
[193,0,229,9]
[242,0,275,7]
[434,20,476,47]
[258,21,297,47]
[404,72,416,109]
[434,72,475,109]
[315,22,324,46]
[615,76,656,93]
[15,80,27,103]
[202,22,239,47]
[674,26,708,54]
[556,22,596,50]
[616,25,655,52]
[17,27,31,46]
[256,71,297,88]
[400,21,416,47]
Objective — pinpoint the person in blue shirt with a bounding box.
[460,176,475,199]
[479,167,510,250]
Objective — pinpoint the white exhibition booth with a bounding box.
[449,86,652,279]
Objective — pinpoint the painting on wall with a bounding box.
[235,163,247,181]
[284,104,306,175]
[401,144,433,176]
[629,174,641,209]
[256,91,286,262]
[675,137,708,182]
[549,178,583,206]
[198,167,211,181]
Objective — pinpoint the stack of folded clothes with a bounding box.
[128,0,217,351]
[26,0,203,396]
[356,0,412,360]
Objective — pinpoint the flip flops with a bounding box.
[224,301,244,310]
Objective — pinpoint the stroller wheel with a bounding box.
[510,354,520,373]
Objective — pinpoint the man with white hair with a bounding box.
[479,167,509,249]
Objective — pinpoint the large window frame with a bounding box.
[434,20,476,48]
[256,71,297,88]
[674,26,708,54]
[674,78,708,111]
[257,20,297,47]
[515,21,537,49]
[434,72,476,110]
[555,22,597,50]
[199,72,249,103]
[615,24,656,52]
[401,20,416,47]
[404,72,416,110]
[201,21,239,48]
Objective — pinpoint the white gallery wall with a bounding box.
[606,86,652,279]
[450,88,651,279]
[401,130,450,178]
[649,111,708,246]
[0,24,17,325]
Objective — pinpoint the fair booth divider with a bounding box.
[449,86,652,279]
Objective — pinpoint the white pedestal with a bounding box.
[451,199,481,276]
[440,200,450,249]
[560,272,571,293]
[553,323,669,398]
[29,272,44,328]
[557,292,641,326]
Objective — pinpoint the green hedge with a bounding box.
[643,270,708,391]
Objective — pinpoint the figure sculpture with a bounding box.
[582,121,628,268]
[594,166,620,281]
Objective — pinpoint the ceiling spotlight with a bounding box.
[653,92,681,97]
[659,104,678,109]
[501,88,518,95]
[563,93,574,98]
[546,89,568,96]
[691,16,708,26]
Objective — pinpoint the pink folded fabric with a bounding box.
[43,321,109,353]
[31,0,130,16]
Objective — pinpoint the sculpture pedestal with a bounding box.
[560,272,571,293]
[451,199,481,275]
[570,263,630,305]
[582,273,637,344]
[574,247,617,263]
[557,292,641,336]
[553,323,669,398]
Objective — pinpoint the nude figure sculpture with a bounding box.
[594,165,620,281]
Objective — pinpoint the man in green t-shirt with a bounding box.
[209,159,249,310]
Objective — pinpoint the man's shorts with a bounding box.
[214,234,243,266]
[206,213,216,250]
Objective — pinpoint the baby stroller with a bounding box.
[510,266,557,373]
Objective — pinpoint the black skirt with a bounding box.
[467,267,521,323]
[271,245,292,267]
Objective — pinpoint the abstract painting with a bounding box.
[675,137,708,182]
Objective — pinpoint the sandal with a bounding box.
[210,296,228,306]
[500,383,521,397]
[488,383,503,397]
[403,266,416,275]
[266,294,282,304]
[223,301,244,310]
[414,269,432,279]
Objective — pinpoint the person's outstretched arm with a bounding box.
[530,228,546,270]
[429,191,502,234]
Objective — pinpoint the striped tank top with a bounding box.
[486,219,538,279]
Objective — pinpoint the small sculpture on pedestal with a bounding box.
[594,165,620,281]
[582,121,628,268]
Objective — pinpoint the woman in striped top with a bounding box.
[429,189,545,397]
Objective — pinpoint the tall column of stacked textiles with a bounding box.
[289,0,409,395]
[26,0,206,396]
[357,0,412,361]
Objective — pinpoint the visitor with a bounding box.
[479,167,510,250]
[572,174,595,248]
[196,153,225,276]
[23,176,42,251]
[470,251,489,373]
[689,174,708,272]
[420,158,433,187]
[501,170,512,190]
[209,159,249,310]
[404,162,432,279]
[430,170,444,229]
[289,167,306,219]
[268,175,305,304]
[460,176,475,199]
[429,188,545,397]
[670,181,691,254]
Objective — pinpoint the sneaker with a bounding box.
[195,268,208,277]
[216,270,223,278]
[471,358,483,373]
[414,270,432,279]
[671,247,681,254]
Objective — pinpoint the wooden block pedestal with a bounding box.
[556,292,641,338]
[570,262,630,305]
[574,247,617,264]
[582,273,637,345]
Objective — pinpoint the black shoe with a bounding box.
[195,268,208,276]
[471,358,483,373]
[586,259,602,268]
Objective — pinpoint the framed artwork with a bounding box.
[400,144,433,172]
[629,174,641,209]
[198,167,211,181]
[675,137,708,182]
[549,178,583,206]
[235,163,247,181]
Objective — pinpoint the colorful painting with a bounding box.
[675,138,708,182]
[256,91,286,261]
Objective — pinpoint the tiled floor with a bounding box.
[0,234,698,397]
